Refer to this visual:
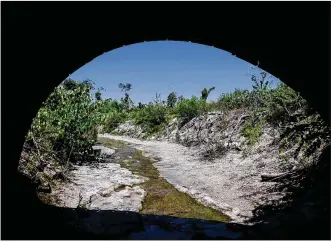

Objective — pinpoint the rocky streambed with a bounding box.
[40,136,245,239]
[98,133,282,222]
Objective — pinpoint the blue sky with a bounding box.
[68,41,279,104]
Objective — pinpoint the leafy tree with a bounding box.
[120,94,134,110]
[138,102,145,109]
[167,92,177,107]
[94,87,105,101]
[62,79,79,90]
[201,87,215,101]
[251,71,270,91]
[95,91,102,101]
[118,83,133,110]
[118,83,132,93]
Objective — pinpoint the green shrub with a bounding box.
[105,111,129,132]
[135,103,168,129]
[27,79,111,163]
[217,80,307,126]
[263,82,307,122]
[174,96,207,126]
[217,89,252,110]
[167,92,177,107]
[241,118,265,145]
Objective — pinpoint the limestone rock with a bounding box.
[37,182,52,193]
[100,186,115,197]
[92,145,115,157]
[49,162,148,211]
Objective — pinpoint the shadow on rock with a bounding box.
[4,196,247,240]
[3,147,330,240]
[245,147,330,240]
[3,162,330,240]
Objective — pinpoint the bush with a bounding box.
[104,111,129,132]
[263,82,307,122]
[174,96,207,126]
[133,103,168,134]
[241,118,265,145]
[217,89,251,110]
[26,79,110,164]
[217,79,307,126]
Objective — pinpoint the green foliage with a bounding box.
[104,111,129,132]
[95,91,102,101]
[249,72,307,124]
[278,111,330,163]
[251,71,270,91]
[94,87,105,101]
[107,99,124,112]
[201,87,215,101]
[22,64,329,202]
[138,102,145,109]
[262,82,306,122]
[167,92,177,107]
[120,93,134,110]
[118,83,133,110]
[216,72,307,124]
[27,79,111,163]
[241,118,265,145]
[133,103,168,134]
[174,96,208,126]
[217,89,251,110]
[118,83,132,93]
[62,79,80,90]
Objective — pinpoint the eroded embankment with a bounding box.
[103,109,329,224]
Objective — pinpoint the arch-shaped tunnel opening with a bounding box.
[2,2,330,240]
[12,40,331,240]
